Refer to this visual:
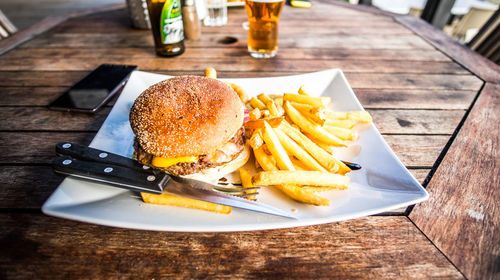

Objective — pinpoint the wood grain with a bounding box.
[0,71,483,91]
[368,109,465,134]
[410,83,500,280]
[1,47,453,61]
[0,107,109,131]
[20,32,434,50]
[0,57,468,74]
[0,215,463,279]
[0,132,95,163]
[396,15,500,84]
[355,89,476,109]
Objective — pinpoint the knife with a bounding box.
[52,142,297,219]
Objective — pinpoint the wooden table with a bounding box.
[0,1,498,279]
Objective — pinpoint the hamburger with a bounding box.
[129,76,249,178]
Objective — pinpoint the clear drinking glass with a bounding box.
[244,0,285,58]
[204,0,227,26]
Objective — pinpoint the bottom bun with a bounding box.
[182,145,250,183]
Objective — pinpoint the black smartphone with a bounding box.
[48,64,138,113]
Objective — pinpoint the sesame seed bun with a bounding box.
[129,76,244,158]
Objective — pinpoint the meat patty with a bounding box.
[135,126,245,176]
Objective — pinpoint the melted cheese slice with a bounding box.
[152,156,198,168]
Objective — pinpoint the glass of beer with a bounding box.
[245,0,285,58]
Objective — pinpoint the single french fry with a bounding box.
[284,101,346,147]
[274,96,283,107]
[253,146,329,205]
[248,129,264,150]
[204,67,217,79]
[262,121,295,171]
[257,93,274,105]
[253,170,349,189]
[249,97,266,110]
[266,101,280,117]
[283,93,330,108]
[325,111,348,120]
[141,192,231,214]
[290,157,308,170]
[289,101,315,112]
[324,119,356,129]
[245,117,284,130]
[253,145,278,171]
[239,168,257,200]
[228,82,248,103]
[274,128,328,172]
[347,111,372,123]
[249,107,261,120]
[278,121,351,174]
[325,111,372,123]
[301,185,340,192]
[324,125,359,141]
[300,107,326,126]
[276,184,330,206]
[262,110,270,118]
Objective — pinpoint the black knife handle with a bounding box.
[55,142,155,175]
[52,156,169,194]
[341,160,361,170]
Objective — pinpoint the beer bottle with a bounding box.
[147,0,185,57]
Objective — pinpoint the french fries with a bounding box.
[249,107,261,120]
[250,97,266,110]
[283,93,330,108]
[227,82,248,103]
[326,111,372,123]
[253,171,350,189]
[262,121,295,171]
[245,117,283,130]
[274,128,328,172]
[239,168,257,200]
[277,184,330,206]
[141,192,232,214]
[284,101,346,147]
[204,67,217,79]
[278,121,350,175]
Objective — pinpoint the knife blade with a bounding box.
[53,142,297,219]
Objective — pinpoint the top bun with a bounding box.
[130,76,244,158]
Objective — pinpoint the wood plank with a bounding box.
[0,87,66,106]
[396,15,500,84]
[0,132,447,168]
[19,33,435,50]
[0,3,126,56]
[0,132,95,164]
[344,73,483,90]
[0,166,431,210]
[54,17,412,35]
[0,57,468,74]
[355,89,477,109]
[2,47,453,61]
[0,107,109,131]
[384,135,449,168]
[0,214,463,279]
[0,166,64,209]
[0,71,484,91]
[0,87,475,110]
[409,83,500,280]
[368,109,465,134]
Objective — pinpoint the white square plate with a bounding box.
[42,69,428,232]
